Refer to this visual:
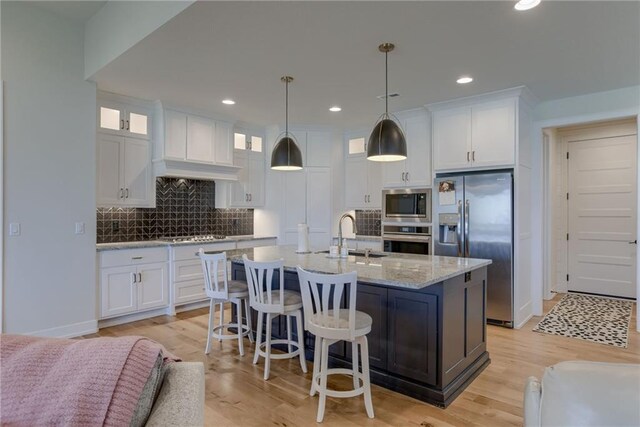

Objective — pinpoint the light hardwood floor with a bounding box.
[92,294,639,426]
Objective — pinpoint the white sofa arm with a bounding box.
[146,362,205,427]
[523,376,541,427]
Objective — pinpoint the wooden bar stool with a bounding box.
[296,266,374,423]
[199,249,253,356]
[243,255,307,380]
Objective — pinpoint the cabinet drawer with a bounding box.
[175,279,208,305]
[236,238,276,249]
[172,259,204,283]
[172,241,236,261]
[101,247,168,268]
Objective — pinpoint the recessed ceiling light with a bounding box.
[456,76,473,84]
[222,99,236,105]
[329,106,342,112]
[514,0,541,11]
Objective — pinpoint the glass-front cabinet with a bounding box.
[98,100,151,139]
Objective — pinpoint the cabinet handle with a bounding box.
[131,256,143,260]
[368,195,371,203]
[132,272,137,283]
[245,193,248,201]
[401,172,405,181]
[119,188,124,199]
[249,194,252,201]
[125,120,130,131]
[472,151,475,161]
[406,172,410,182]
[120,119,125,130]
[125,188,129,198]
[138,272,142,283]
[467,151,470,162]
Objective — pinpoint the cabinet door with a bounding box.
[306,131,332,167]
[214,121,233,166]
[98,102,125,135]
[471,99,516,168]
[382,159,407,188]
[126,106,151,138]
[97,134,123,206]
[101,266,137,318]
[404,115,431,187]
[387,289,438,385]
[306,167,332,248]
[348,284,387,370]
[281,170,307,245]
[433,107,471,171]
[123,137,152,207]
[230,150,249,207]
[345,157,368,209]
[164,110,187,159]
[186,115,214,163]
[247,151,265,206]
[366,161,383,207]
[137,263,169,311]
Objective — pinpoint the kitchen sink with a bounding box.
[317,250,387,258]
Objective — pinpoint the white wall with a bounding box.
[1,2,98,337]
[84,1,194,79]
[532,85,640,330]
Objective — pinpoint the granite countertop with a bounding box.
[96,235,277,252]
[223,245,491,290]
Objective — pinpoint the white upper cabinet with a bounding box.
[156,107,236,178]
[345,135,383,209]
[431,97,516,172]
[98,99,151,139]
[223,130,265,208]
[97,133,154,208]
[306,131,332,167]
[186,115,214,163]
[381,112,432,188]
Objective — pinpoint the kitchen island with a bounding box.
[225,245,492,408]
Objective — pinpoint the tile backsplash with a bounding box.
[97,178,253,243]
[355,210,381,236]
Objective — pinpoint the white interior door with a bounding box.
[282,170,307,245]
[568,130,637,298]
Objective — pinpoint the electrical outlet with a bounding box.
[112,221,120,232]
[75,222,85,235]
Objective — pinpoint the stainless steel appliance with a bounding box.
[382,188,432,223]
[382,224,431,255]
[434,171,514,327]
[159,235,227,243]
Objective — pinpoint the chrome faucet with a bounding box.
[338,213,357,254]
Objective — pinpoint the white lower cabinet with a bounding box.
[99,247,169,319]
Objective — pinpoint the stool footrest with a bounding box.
[312,369,365,399]
[211,323,252,341]
[256,339,303,360]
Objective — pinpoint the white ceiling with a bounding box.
[34,1,106,24]
[93,1,640,128]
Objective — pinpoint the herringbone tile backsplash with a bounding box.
[97,178,253,243]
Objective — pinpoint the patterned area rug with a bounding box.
[533,293,633,348]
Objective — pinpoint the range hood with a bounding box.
[153,158,241,181]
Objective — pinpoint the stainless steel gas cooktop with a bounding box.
[159,235,227,243]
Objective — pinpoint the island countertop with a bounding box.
[223,245,491,290]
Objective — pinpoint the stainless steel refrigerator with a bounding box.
[434,171,514,327]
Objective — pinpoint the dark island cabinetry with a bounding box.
[231,262,489,407]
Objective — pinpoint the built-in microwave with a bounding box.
[382,188,432,223]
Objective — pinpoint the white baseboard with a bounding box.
[98,306,173,329]
[26,320,98,338]
[515,312,534,329]
[175,300,209,313]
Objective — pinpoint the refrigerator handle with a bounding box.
[456,200,463,257]
[464,199,470,258]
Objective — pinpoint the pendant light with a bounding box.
[367,43,407,162]
[271,76,303,171]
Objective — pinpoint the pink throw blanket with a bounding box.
[0,334,177,426]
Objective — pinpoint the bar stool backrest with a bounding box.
[297,267,358,341]
[199,249,230,301]
[243,255,285,314]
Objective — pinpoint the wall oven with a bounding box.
[382,225,432,255]
[382,188,432,223]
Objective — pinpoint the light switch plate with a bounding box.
[9,223,20,236]
[75,222,85,235]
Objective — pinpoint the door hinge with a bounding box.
[566,274,570,281]
[566,233,569,241]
